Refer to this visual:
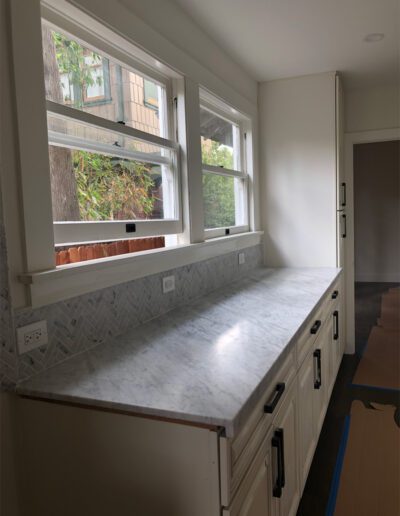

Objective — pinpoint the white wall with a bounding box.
[345,84,400,133]
[259,72,337,267]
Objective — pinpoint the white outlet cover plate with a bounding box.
[17,320,48,355]
[238,252,245,265]
[162,275,175,294]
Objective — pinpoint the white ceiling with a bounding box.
[170,0,399,89]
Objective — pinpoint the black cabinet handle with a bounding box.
[272,428,285,498]
[310,320,322,334]
[333,310,339,340]
[331,290,338,299]
[341,182,346,207]
[264,383,285,414]
[342,214,347,238]
[313,349,322,389]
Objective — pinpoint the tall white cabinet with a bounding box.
[259,71,344,269]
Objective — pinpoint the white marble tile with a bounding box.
[14,245,262,382]
[17,267,341,437]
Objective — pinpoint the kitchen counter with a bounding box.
[17,267,340,437]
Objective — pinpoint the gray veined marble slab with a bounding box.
[17,267,341,437]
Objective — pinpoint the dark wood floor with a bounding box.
[296,282,400,516]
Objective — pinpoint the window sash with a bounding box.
[48,129,171,167]
[46,100,178,151]
[54,220,183,246]
[46,101,181,245]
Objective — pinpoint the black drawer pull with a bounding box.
[310,320,322,334]
[264,383,285,414]
[331,290,338,299]
[341,182,346,207]
[342,214,347,238]
[272,428,285,498]
[313,349,322,389]
[333,310,339,340]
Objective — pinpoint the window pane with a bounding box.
[200,107,239,170]
[49,145,171,222]
[47,113,166,159]
[203,173,235,229]
[42,23,165,137]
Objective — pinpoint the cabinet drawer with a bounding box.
[220,350,296,507]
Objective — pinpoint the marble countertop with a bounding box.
[17,267,340,437]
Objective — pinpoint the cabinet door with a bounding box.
[223,441,273,516]
[298,354,317,491]
[272,384,299,516]
[312,320,331,435]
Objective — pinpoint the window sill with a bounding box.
[19,231,263,308]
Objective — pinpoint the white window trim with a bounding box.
[7,0,260,309]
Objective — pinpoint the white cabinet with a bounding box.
[297,282,346,495]
[272,383,299,516]
[16,275,344,516]
[223,433,274,516]
[297,316,331,489]
[223,382,299,516]
[298,352,317,488]
[259,71,342,268]
[312,318,332,435]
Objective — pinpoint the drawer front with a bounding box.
[220,350,296,507]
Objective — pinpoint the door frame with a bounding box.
[344,127,400,353]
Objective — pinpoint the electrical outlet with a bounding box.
[17,320,48,355]
[162,275,175,294]
[238,252,245,265]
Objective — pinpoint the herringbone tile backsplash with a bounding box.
[1,236,262,385]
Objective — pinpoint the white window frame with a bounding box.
[8,0,261,308]
[199,91,250,239]
[42,16,182,246]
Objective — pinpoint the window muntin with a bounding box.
[41,20,180,251]
[200,101,248,235]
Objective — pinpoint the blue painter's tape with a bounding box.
[325,415,351,516]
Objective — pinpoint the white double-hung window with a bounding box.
[8,0,260,307]
[41,18,181,247]
[200,92,249,239]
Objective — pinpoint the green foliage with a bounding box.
[52,31,102,107]
[73,150,158,221]
[202,139,235,228]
